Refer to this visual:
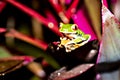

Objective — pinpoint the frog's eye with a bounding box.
[71,24,77,30]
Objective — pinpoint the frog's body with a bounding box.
[58,23,91,52]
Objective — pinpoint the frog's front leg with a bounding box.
[76,30,85,36]
[64,41,77,52]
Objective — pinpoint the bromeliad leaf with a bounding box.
[49,63,94,80]
[0,55,33,76]
[97,5,120,80]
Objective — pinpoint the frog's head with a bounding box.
[59,23,78,33]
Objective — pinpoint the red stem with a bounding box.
[45,10,58,25]
[6,0,62,36]
[65,0,79,19]
[0,1,6,12]
[49,0,69,23]
[49,0,63,14]
[5,29,48,50]
[0,28,6,33]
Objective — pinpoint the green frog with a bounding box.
[58,23,91,52]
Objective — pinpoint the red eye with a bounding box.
[71,25,77,30]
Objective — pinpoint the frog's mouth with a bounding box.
[60,32,76,35]
[63,33,77,39]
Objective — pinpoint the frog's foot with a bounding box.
[64,43,74,52]
[77,34,91,46]
[65,43,79,52]
[84,34,91,41]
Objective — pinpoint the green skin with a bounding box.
[59,23,91,52]
[59,23,90,43]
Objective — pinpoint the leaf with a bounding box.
[49,63,94,80]
[84,0,102,41]
[0,59,23,75]
[97,5,120,80]
[97,5,120,63]
[0,55,33,76]
[15,41,60,69]
[0,46,12,58]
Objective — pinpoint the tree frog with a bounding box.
[58,23,91,52]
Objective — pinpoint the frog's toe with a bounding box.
[84,35,91,40]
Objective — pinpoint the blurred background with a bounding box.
[0,0,120,80]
